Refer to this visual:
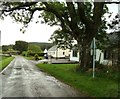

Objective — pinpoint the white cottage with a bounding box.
[47,45,70,58]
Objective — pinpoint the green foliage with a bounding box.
[2,45,8,51]
[88,60,105,69]
[28,44,42,53]
[21,51,28,56]
[14,40,28,54]
[29,42,53,51]
[2,45,14,52]
[34,54,39,60]
[87,61,119,81]
[40,2,65,26]
[39,56,43,60]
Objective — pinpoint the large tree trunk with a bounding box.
[77,40,91,71]
[81,44,91,71]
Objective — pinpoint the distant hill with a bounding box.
[29,42,53,51]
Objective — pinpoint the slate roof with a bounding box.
[71,44,78,50]
[108,31,119,44]
[104,31,120,48]
[48,45,57,51]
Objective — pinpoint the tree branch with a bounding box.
[77,2,93,28]
[66,2,78,31]
[42,2,68,30]
[66,1,76,20]
[2,2,38,13]
[93,1,105,23]
[85,1,105,44]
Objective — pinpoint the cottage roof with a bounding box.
[48,45,57,51]
[71,45,78,50]
[104,31,120,48]
[108,31,119,44]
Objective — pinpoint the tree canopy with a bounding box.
[2,45,14,52]
[29,42,53,51]
[0,1,119,71]
[14,40,28,53]
[28,44,42,53]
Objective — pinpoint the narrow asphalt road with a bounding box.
[0,56,84,97]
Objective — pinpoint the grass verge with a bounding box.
[0,56,14,71]
[37,63,118,97]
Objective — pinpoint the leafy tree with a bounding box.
[29,42,53,51]
[14,41,28,54]
[34,53,39,60]
[2,44,14,52]
[28,44,42,53]
[0,1,119,71]
[2,45,8,51]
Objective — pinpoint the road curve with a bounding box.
[0,56,84,97]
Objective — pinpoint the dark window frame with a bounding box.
[73,50,77,57]
[63,52,65,55]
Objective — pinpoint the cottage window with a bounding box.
[63,52,65,55]
[104,50,110,59]
[73,50,77,57]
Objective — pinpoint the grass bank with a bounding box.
[0,56,14,71]
[37,63,118,97]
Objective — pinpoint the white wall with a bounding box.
[48,48,70,58]
[95,49,104,63]
[70,49,105,64]
[48,51,56,57]
[57,48,70,58]
[70,50,79,62]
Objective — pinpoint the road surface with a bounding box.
[0,56,84,98]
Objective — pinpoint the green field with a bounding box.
[0,56,14,71]
[37,63,118,97]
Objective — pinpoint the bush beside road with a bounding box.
[37,63,118,97]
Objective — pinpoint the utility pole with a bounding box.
[118,2,120,97]
[93,37,96,78]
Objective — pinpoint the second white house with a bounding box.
[47,45,70,58]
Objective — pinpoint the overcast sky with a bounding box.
[0,4,118,46]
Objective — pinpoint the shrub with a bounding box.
[26,50,31,57]
[21,51,27,56]
[34,54,39,60]
[39,56,43,60]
